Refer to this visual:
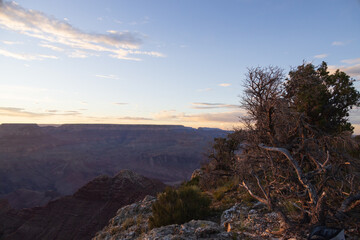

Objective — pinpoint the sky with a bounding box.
[0,0,359,132]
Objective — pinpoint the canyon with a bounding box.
[0,123,226,208]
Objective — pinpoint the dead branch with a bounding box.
[338,193,360,213]
[241,181,270,208]
[254,174,270,201]
[258,144,318,205]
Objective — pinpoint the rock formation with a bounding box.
[96,194,354,239]
[94,195,234,240]
[0,170,165,240]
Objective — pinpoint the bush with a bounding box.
[149,186,211,228]
[181,176,199,187]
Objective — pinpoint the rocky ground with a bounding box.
[93,195,307,240]
[94,190,360,240]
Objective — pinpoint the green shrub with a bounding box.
[149,186,211,228]
[181,176,200,187]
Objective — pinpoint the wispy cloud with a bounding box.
[153,109,244,123]
[118,116,153,121]
[332,41,345,46]
[2,40,22,45]
[340,64,360,79]
[191,102,239,109]
[341,58,360,65]
[0,107,48,117]
[186,111,242,123]
[218,83,231,87]
[114,102,128,105]
[0,106,83,118]
[329,57,360,80]
[0,1,163,61]
[68,50,91,58]
[39,43,64,52]
[96,74,119,80]
[0,48,58,61]
[314,54,328,59]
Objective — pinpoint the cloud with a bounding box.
[218,83,231,87]
[149,109,246,130]
[0,48,58,60]
[314,54,328,59]
[0,1,163,61]
[191,102,239,109]
[0,107,48,117]
[2,40,22,45]
[128,50,165,58]
[186,111,242,123]
[0,106,83,118]
[154,110,185,120]
[329,57,360,80]
[153,109,244,123]
[341,58,360,65]
[63,110,81,115]
[118,116,153,121]
[114,102,128,105]
[332,41,345,46]
[39,43,64,52]
[68,50,91,58]
[341,64,360,79]
[96,74,119,80]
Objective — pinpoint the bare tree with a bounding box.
[237,66,360,231]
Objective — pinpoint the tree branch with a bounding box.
[258,144,318,205]
[241,181,270,207]
[338,193,360,213]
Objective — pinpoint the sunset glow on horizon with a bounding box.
[1,0,359,133]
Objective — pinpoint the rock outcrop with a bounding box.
[0,170,165,240]
[94,195,233,240]
[94,195,316,240]
[94,195,156,240]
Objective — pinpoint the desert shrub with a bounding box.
[211,176,239,201]
[149,186,211,228]
[181,176,199,187]
[208,131,245,172]
[213,187,226,201]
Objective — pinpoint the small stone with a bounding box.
[248,209,257,214]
